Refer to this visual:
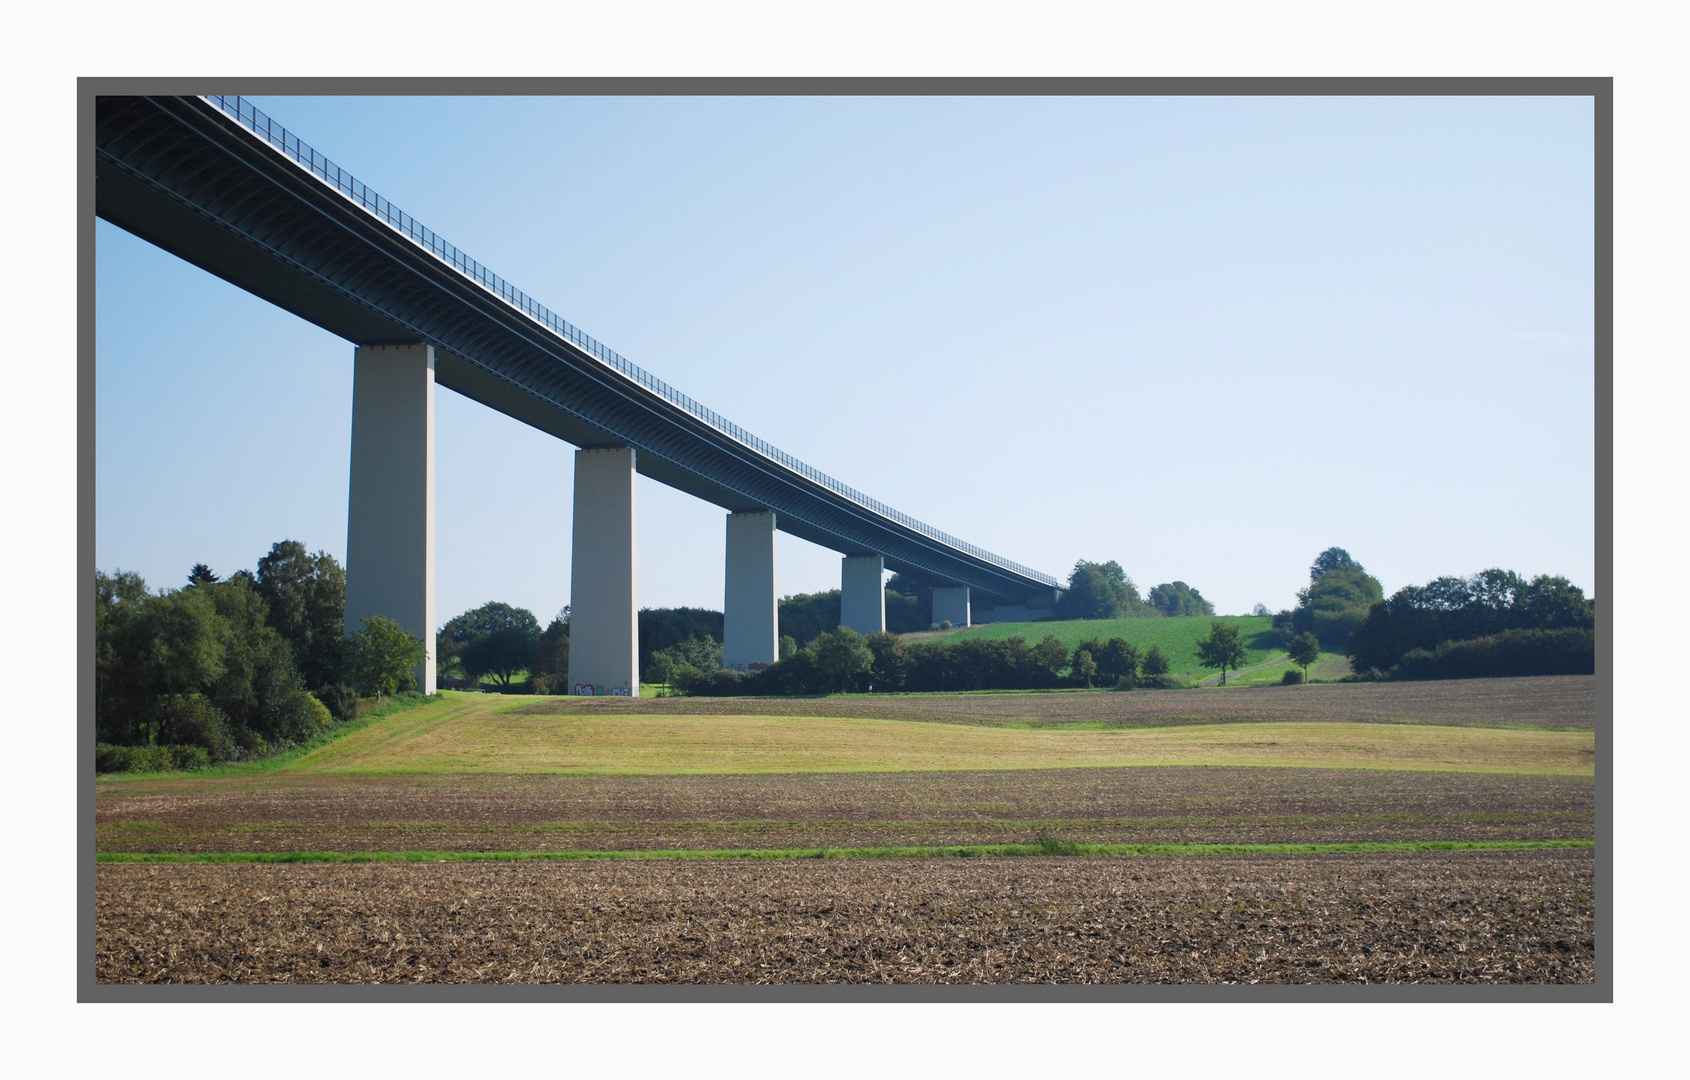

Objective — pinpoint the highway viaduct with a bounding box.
[96,95,1061,696]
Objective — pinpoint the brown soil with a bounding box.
[510,675,1595,730]
[96,767,1593,853]
[94,850,1594,984]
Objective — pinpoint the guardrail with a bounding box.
[203,95,1059,589]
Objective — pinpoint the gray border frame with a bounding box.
[80,75,1611,1003]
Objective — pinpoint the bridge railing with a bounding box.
[203,95,1058,590]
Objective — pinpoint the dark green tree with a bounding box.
[461,615,542,688]
[254,540,348,702]
[812,626,874,692]
[1055,560,1146,620]
[1031,634,1070,685]
[351,615,425,699]
[1310,547,1361,581]
[439,602,540,686]
[1141,645,1171,680]
[1195,621,1249,685]
[187,563,219,586]
[1093,637,1141,684]
[530,612,570,693]
[1148,581,1215,617]
[1072,648,1097,687]
[1287,631,1321,684]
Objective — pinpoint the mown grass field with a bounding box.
[929,614,1277,680]
[206,691,1593,777]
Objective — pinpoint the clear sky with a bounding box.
[96,94,1595,623]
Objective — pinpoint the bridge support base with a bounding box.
[841,554,886,636]
[345,344,436,695]
[932,585,971,629]
[723,511,778,671]
[568,447,639,696]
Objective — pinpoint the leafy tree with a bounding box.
[187,563,219,586]
[638,607,722,679]
[1252,603,1271,617]
[1195,621,1248,685]
[778,635,798,660]
[884,573,934,631]
[865,631,909,691]
[254,540,347,701]
[1141,645,1171,679]
[1148,581,1215,617]
[1093,637,1141,684]
[778,590,842,649]
[94,568,323,760]
[461,615,541,688]
[1347,569,1595,674]
[438,602,539,685]
[530,613,570,692]
[1031,634,1070,685]
[1289,551,1384,648]
[1310,547,1362,581]
[812,626,873,692]
[1055,560,1147,620]
[1287,632,1320,683]
[351,615,425,699]
[1072,648,1097,687]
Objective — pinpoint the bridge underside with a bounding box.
[95,95,1057,606]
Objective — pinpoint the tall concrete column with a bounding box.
[568,446,638,696]
[932,585,971,629]
[840,554,885,636]
[723,511,778,670]
[345,343,436,694]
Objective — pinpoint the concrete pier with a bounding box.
[723,511,778,670]
[932,584,971,629]
[840,554,886,636]
[568,446,639,696]
[344,343,436,694]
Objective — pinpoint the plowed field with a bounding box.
[94,850,1594,984]
[96,767,1593,854]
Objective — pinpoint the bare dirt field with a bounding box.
[515,675,1594,730]
[96,767,1593,854]
[94,850,1594,984]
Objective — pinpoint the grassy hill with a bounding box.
[926,615,1278,682]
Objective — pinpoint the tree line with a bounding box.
[657,620,1254,696]
[95,542,424,771]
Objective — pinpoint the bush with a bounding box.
[315,683,358,723]
[1281,668,1303,685]
[1389,628,1594,681]
[155,693,235,761]
[1112,675,1135,691]
[95,743,211,773]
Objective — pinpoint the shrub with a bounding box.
[1389,628,1594,681]
[315,683,358,723]
[155,693,235,761]
[1112,675,1135,691]
[1281,669,1304,685]
[94,743,211,773]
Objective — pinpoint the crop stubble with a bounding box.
[96,767,1593,854]
[94,851,1593,984]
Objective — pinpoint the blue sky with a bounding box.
[96,94,1595,622]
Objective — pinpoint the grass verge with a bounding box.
[94,838,1594,864]
[93,692,445,782]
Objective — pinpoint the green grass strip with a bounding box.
[95,839,1594,864]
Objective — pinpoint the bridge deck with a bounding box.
[94,94,1058,604]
